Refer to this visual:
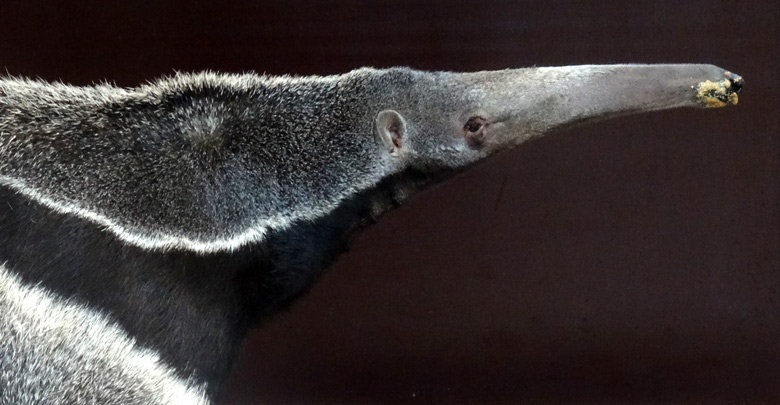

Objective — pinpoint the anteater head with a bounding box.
[370,64,742,173]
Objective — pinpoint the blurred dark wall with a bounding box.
[1,1,778,403]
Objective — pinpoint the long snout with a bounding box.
[464,64,743,135]
[551,64,743,115]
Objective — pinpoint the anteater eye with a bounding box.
[464,117,485,133]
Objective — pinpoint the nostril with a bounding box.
[725,71,744,93]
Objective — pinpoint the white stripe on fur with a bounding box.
[0,263,211,405]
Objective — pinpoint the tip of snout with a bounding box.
[725,70,744,92]
[696,69,743,108]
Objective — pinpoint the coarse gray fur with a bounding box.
[0,64,741,402]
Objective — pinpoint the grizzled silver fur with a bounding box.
[0,70,398,252]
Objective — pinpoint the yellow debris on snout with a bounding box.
[696,79,739,108]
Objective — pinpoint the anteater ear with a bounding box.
[374,110,406,155]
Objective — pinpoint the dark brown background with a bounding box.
[1,1,778,403]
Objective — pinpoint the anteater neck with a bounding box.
[0,168,436,397]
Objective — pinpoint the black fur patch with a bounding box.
[0,168,433,397]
